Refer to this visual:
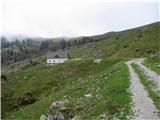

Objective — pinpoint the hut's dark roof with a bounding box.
[47,51,68,59]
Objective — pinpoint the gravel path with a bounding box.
[126,61,159,120]
[134,58,160,95]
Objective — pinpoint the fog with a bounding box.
[1,0,159,38]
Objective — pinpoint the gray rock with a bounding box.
[49,99,69,113]
[47,113,65,120]
[98,113,108,120]
[40,114,47,120]
[49,101,61,112]
[60,105,67,111]
[94,59,101,64]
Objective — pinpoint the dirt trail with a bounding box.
[126,61,159,120]
[134,58,160,95]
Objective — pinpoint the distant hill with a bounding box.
[69,22,160,58]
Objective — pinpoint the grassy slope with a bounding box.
[132,64,160,111]
[69,22,159,59]
[143,56,160,74]
[2,58,131,119]
[2,22,159,119]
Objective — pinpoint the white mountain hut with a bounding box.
[47,51,69,66]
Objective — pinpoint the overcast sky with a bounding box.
[1,0,159,38]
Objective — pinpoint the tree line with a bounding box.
[1,36,97,65]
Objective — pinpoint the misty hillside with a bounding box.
[1,22,159,66]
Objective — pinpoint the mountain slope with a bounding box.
[69,22,160,58]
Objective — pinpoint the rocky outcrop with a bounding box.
[40,98,81,120]
[40,113,64,120]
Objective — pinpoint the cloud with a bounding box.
[1,0,159,37]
